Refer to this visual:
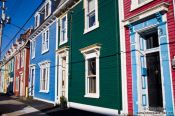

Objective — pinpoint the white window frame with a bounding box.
[42,28,50,54]
[35,13,40,28]
[60,14,68,45]
[130,0,154,11]
[38,61,50,93]
[84,0,99,34]
[80,44,101,98]
[31,39,36,59]
[44,0,51,19]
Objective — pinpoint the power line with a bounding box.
[10,23,26,31]
[0,0,45,57]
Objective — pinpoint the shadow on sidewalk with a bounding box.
[0,104,27,114]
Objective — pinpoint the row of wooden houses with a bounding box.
[0,0,175,115]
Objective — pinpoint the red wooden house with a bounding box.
[120,0,175,114]
[14,29,32,97]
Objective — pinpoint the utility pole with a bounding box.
[0,0,10,60]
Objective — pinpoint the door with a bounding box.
[146,52,163,110]
[20,74,24,96]
[30,68,35,96]
[61,57,66,97]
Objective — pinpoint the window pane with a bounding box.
[43,68,46,90]
[138,0,147,4]
[145,31,158,49]
[61,17,67,42]
[46,30,49,49]
[88,58,96,76]
[88,76,96,93]
[88,0,95,13]
[46,3,49,17]
[88,11,95,27]
[35,16,38,27]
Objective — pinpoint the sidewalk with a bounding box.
[4,94,104,116]
[0,93,47,116]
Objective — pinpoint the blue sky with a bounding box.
[1,0,43,58]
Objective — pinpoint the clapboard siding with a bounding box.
[123,0,175,113]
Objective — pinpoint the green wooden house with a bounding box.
[54,0,122,115]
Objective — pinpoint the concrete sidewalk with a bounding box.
[0,93,48,116]
[0,94,104,116]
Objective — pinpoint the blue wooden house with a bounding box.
[29,0,59,104]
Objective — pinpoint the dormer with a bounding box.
[34,0,52,29]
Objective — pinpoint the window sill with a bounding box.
[41,49,49,55]
[59,40,68,46]
[130,0,154,11]
[84,94,100,98]
[39,90,49,93]
[84,22,99,34]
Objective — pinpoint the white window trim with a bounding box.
[31,39,36,59]
[42,28,50,54]
[130,0,154,11]
[35,13,40,28]
[38,61,50,93]
[59,14,68,45]
[45,0,52,19]
[84,0,99,34]
[80,44,101,98]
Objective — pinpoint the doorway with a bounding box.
[61,57,67,97]
[30,67,35,96]
[141,29,163,111]
[146,52,163,110]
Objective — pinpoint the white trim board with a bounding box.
[118,0,128,114]
[69,102,118,115]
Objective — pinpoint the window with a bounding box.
[87,58,96,93]
[39,61,50,93]
[84,0,99,34]
[42,29,49,53]
[35,15,39,28]
[138,0,147,4]
[31,40,36,59]
[35,0,51,27]
[80,44,101,98]
[145,31,158,49]
[131,0,153,11]
[60,15,68,45]
[45,2,50,18]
